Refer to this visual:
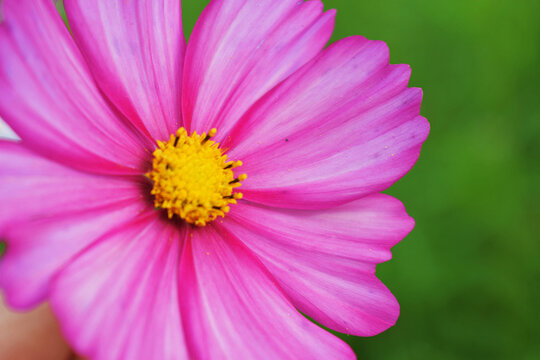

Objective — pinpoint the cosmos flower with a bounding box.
[0,0,429,359]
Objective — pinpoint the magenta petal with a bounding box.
[223,194,413,336]
[179,226,354,360]
[64,0,186,141]
[228,36,430,208]
[0,0,151,174]
[183,0,335,139]
[0,142,150,308]
[50,216,189,360]
[0,141,146,234]
[0,203,149,310]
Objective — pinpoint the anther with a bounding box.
[202,128,218,144]
[224,160,243,170]
[230,174,247,184]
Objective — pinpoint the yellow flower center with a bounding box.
[147,128,246,227]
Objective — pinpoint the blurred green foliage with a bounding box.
[55,0,68,24]
[0,242,4,258]
[26,1,540,359]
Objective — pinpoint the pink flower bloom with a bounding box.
[0,0,429,359]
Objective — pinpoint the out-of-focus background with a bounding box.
[4,0,540,359]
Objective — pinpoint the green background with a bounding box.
[7,0,540,359]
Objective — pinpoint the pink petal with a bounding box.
[51,216,189,360]
[0,141,146,233]
[183,0,335,140]
[64,0,186,141]
[0,141,150,308]
[0,0,151,174]
[222,194,413,336]
[228,36,430,208]
[179,226,355,360]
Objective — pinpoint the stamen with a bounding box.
[146,127,245,226]
[229,174,248,184]
[202,128,217,144]
[224,160,243,170]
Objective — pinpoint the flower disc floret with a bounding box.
[147,128,245,226]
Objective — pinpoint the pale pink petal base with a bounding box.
[180,226,355,359]
[223,194,413,336]
[50,215,188,360]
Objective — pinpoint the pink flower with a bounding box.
[0,0,429,359]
